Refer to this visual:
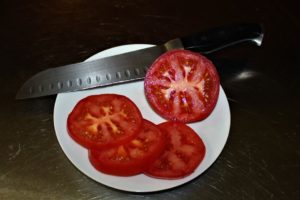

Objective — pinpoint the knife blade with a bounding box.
[16,23,264,99]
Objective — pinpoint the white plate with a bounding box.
[54,44,231,192]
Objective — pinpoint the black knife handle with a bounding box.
[181,23,264,54]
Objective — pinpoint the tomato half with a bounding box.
[89,119,166,176]
[67,94,143,149]
[145,121,206,179]
[144,49,220,122]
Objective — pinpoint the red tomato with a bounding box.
[67,94,143,149]
[89,119,166,176]
[145,121,206,179]
[144,49,220,122]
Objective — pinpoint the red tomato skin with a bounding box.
[144,49,220,123]
[67,94,143,150]
[89,119,166,176]
[145,121,206,179]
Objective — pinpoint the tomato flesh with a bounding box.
[89,119,166,176]
[145,121,206,179]
[67,94,143,149]
[144,49,220,122]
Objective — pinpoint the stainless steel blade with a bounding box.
[16,42,181,99]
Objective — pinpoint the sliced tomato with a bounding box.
[89,119,166,176]
[145,121,206,179]
[144,49,220,122]
[67,94,143,149]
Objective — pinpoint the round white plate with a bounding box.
[54,44,231,192]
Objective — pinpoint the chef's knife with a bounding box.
[16,23,264,99]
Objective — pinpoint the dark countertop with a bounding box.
[0,0,299,199]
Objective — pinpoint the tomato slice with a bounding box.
[67,94,143,149]
[145,121,206,179]
[144,49,220,122]
[88,119,166,176]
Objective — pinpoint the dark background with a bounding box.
[0,0,299,199]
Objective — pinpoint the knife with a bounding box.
[16,23,264,99]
